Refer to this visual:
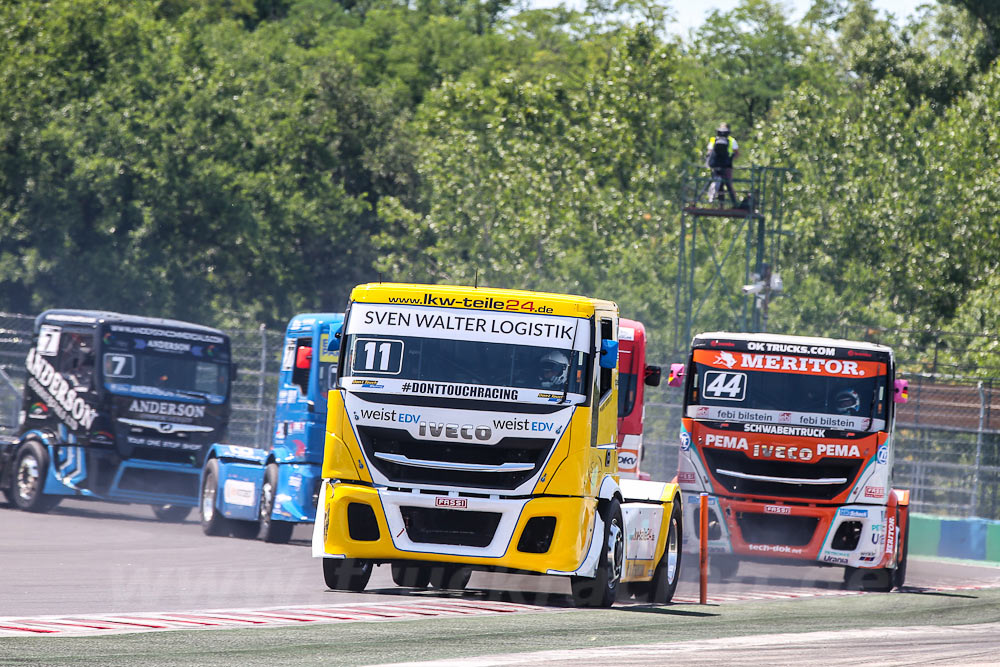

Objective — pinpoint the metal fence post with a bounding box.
[973,381,985,518]
[0,366,20,429]
[256,323,267,448]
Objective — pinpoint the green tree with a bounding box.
[689,0,827,133]
[377,26,697,351]
[942,0,1000,67]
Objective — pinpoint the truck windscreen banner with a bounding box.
[687,349,888,432]
[346,304,591,353]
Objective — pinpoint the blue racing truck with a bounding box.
[199,313,343,542]
[0,310,234,520]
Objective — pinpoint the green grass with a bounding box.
[3,588,1000,666]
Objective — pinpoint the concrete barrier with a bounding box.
[909,512,1000,563]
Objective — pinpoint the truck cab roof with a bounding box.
[349,282,618,319]
[36,309,226,337]
[285,313,345,335]
[693,331,894,357]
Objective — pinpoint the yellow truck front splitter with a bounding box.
[315,481,599,576]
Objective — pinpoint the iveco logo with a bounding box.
[417,421,491,441]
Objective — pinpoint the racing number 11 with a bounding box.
[363,341,393,371]
[353,338,404,374]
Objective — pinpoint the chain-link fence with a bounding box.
[2,312,999,520]
[639,373,1000,520]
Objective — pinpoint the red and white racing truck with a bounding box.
[668,332,910,590]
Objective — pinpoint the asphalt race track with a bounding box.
[3,497,1000,665]
[3,498,999,616]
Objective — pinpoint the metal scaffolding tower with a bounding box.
[673,165,792,353]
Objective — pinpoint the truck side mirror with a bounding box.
[667,363,685,387]
[326,325,343,353]
[296,346,313,370]
[230,363,239,382]
[600,340,618,369]
[644,364,662,387]
[893,379,909,403]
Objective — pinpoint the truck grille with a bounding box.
[736,512,819,546]
[400,506,502,547]
[703,449,863,501]
[357,426,552,490]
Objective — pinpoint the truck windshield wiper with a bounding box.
[864,389,879,431]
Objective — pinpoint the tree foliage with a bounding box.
[0,0,996,370]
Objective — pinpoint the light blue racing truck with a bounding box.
[199,313,343,542]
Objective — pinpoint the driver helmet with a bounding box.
[835,388,860,414]
[716,122,731,136]
[539,351,570,389]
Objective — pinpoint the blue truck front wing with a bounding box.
[209,445,321,524]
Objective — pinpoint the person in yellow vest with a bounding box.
[705,122,739,206]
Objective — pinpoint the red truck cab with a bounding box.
[617,319,661,480]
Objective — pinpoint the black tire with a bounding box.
[571,497,624,608]
[152,504,193,522]
[711,555,739,581]
[429,565,472,591]
[845,516,907,592]
[260,463,294,544]
[229,519,261,539]
[647,500,683,604]
[893,518,909,590]
[323,558,373,591]
[11,441,60,513]
[200,459,232,536]
[391,563,432,589]
[844,565,893,592]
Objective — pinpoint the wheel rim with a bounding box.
[202,477,216,521]
[16,453,41,501]
[260,478,274,528]
[665,515,680,585]
[607,518,624,589]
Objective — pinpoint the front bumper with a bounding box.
[682,493,898,569]
[314,482,599,575]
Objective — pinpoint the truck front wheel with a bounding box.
[893,522,908,589]
[429,565,472,591]
[11,441,60,513]
[647,500,682,604]
[844,518,908,592]
[200,459,232,536]
[571,497,624,607]
[260,463,294,544]
[322,558,372,591]
[391,563,432,589]
[152,504,192,522]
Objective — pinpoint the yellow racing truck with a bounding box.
[312,283,682,606]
